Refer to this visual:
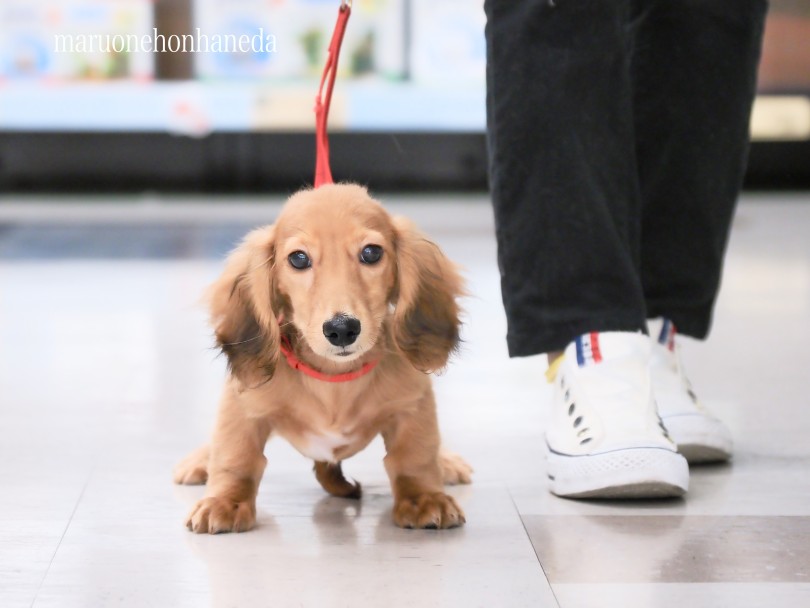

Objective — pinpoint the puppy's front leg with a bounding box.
[186,395,271,534]
[382,389,465,529]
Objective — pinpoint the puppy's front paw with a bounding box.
[439,450,473,486]
[186,496,256,534]
[393,492,465,529]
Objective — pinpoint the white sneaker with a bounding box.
[648,318,733,463]
[545,332,689,499]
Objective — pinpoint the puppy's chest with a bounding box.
[290,429,358,463]
[275,394,380,463]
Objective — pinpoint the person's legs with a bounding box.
[632,0,768,337]
[485,0,689,498]
[485,0,768,492]
[485,0,646,357]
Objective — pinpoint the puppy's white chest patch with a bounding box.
[295,431,354,463]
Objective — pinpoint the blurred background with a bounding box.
[1,4,810,607]
[0,0,807,192]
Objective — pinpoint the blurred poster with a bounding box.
[759,0,810,91]
[194,0,405,81]
[0,0,154,81]
[409,0,485,86]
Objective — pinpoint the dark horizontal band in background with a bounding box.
[0,131,806,193]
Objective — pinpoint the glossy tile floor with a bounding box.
[1,192,809,608]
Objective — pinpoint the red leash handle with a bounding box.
[314,1,352,188]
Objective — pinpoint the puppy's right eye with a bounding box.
[288,251,312,270]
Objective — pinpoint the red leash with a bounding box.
[291,3,378,383]
[314,0,352,188]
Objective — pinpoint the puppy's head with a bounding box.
[210,184,464,388]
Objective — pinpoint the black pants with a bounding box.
[485,0,768,357]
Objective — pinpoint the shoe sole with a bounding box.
[663,415,733,464]
[547,446,689,499]
[677,443,731,464]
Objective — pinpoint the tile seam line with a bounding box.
[29,467,94,608]
[507,486,562,608]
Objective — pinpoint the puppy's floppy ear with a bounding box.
[208,226,280,390]
[391,217,464,373]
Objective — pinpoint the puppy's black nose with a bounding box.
[323,315,361,347]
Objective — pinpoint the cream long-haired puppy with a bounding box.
[174,184,472,532]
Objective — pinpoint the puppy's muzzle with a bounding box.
[323,314,361,347]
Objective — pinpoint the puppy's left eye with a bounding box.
[359,245,383,265]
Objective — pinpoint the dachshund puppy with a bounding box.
[174,184,472,532]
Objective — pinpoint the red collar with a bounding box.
[279,336,378,383]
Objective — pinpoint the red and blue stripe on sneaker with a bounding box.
[575,332,603,367]
[658,319,676,352]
